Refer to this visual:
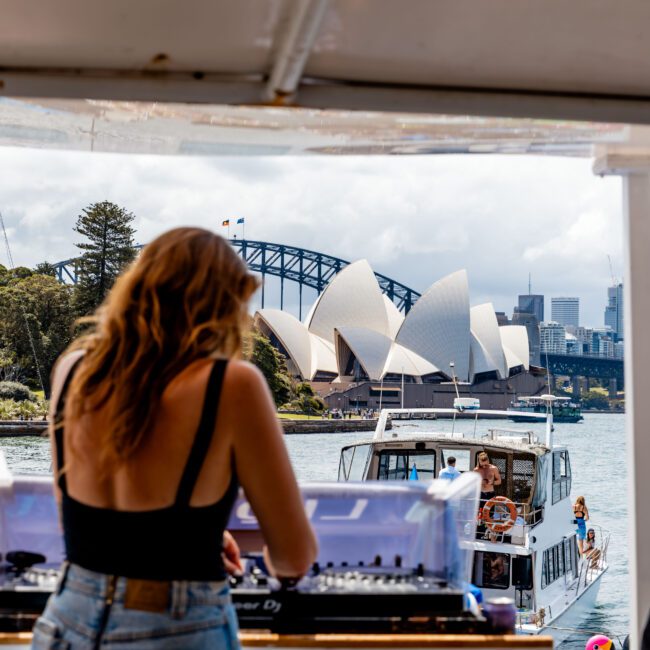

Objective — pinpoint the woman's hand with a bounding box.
[222,531,243,575]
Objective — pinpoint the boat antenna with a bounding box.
[449,362,459,436]
[0,210,45,395]
[449,361,460,399]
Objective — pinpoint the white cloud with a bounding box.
[0,148,622,327]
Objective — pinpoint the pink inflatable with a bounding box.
[585,635,613,650]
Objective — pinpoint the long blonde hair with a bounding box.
[64,227,259,469]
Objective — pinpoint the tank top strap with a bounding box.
[54,357,84,494]
[175,359,228,507]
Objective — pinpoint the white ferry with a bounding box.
[337,401,609,644]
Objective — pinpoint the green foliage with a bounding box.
[0,398,48,420]
[295,382,315,397]
[0,273,75,394]
[246,330,293,407]
[284,393,326,414]
[34,262,57,278]
[581,389,610,410]
[0,381,36,402]
[73,201,137,316]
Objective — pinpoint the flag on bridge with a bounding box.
[237,217,245,224]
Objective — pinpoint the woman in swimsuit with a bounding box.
[573,495,589,554]
[34,228,318,649]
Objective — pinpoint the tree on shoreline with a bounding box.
[245,330,293,407]
[0,271,74,394]
[73,201,137,316]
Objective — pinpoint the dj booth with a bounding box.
[0,462,553,648]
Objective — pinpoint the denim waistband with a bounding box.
[61,562,231,619]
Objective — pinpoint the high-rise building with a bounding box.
[551,297,579,327]
[604,282,624,341]
[516,294,544,323]
[540,321,567,354]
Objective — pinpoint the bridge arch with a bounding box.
[52,239,421,318]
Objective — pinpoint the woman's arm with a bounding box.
[48,350,85,507]
[226,361,318,578]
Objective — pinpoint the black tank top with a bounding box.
[55,359,239,581]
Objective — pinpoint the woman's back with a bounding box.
[60,355,235,513]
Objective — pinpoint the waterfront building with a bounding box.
[565,332,579,355]
[551,297,580,327]
[615,341,625,359]
[540,321,567,354]
[516,293,544,323]
[604,282,624,341]
[255,260,530,385]
[599,336,615,358]
[591,327,615,357]
[566,325,592,355]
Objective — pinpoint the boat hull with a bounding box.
[508,413,584,423]
[520,567,605,645]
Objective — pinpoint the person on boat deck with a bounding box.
[574,495,590,554]
[34,228,318,650]
[474,451,502,503]
[439,456,461,481]
[584,528,601,566]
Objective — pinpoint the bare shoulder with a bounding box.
[50,350,85,408]
[223,359,268,391]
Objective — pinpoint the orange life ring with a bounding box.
[482,496,517,533]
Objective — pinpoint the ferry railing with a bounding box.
[574,524,610,592]
[475,500,544,542]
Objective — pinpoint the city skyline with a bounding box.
[0,147,623,327]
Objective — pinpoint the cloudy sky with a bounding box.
[0,147,623,327]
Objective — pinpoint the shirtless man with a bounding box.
[474,451,502,503]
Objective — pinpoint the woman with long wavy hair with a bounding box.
[33,227,318,649]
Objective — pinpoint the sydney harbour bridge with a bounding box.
[53,239,623,387]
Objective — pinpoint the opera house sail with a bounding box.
[254,260,542,408]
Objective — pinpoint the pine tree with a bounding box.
[73,201,137,315]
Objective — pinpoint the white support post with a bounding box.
[623,171,650,646]
[595,144,650,647]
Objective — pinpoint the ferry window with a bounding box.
[377,450,435,481]
[541,538,574,589]
[339,447,355,480]
[512,456,535,502]
[552,451,572,504]
[472,552,510,590]
[348,445,370,481]
[442,449,470,472]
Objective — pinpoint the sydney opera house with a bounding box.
[254,261,546,409]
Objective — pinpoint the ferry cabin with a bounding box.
[338,430,605,633]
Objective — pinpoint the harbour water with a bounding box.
[1,413,627,648]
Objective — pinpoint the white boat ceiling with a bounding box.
[0,0,649,155]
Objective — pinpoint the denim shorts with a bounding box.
[576,517,587,540]
[31,563,240,649]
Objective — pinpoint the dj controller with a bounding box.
[0,552,489,634]
[230,556,488,634]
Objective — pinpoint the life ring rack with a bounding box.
[482,496,517,533]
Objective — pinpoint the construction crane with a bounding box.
[607,254,619,286]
